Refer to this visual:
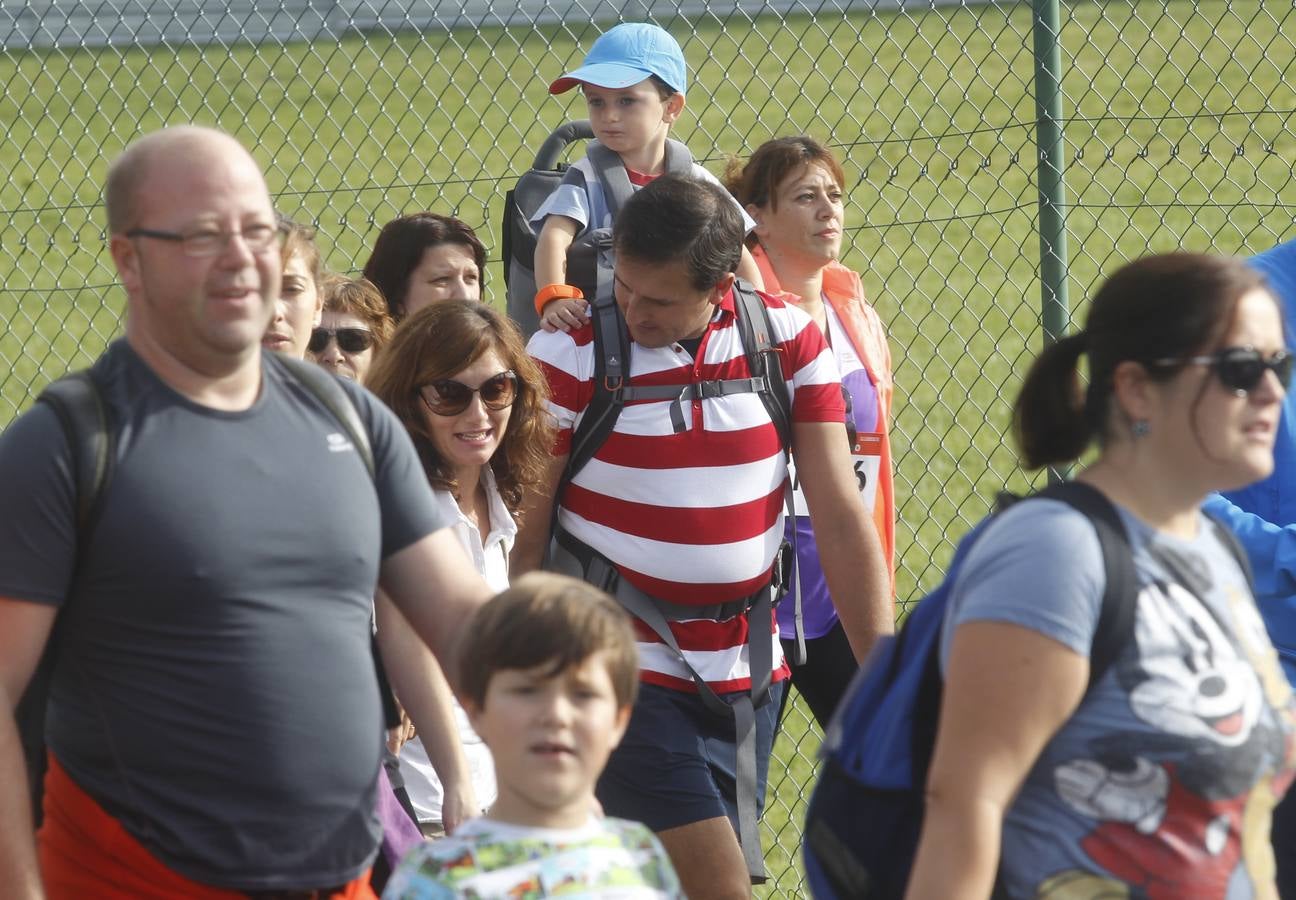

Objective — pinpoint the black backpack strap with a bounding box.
[732,280,792,457]
[1029,481,1138,689]
[275,355,375,480]
[22,370,115,825]
[272,356,403,728]
[37,372,115,539]
[563,293,631,487]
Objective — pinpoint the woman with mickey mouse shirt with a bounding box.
[907,253,1296,899]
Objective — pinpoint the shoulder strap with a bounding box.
[732,280,792,456]
[586,141,636,221]
[563,295,631,487]
[37,371,114,541]
[275,356,375,481]
[1028,481,1138,689]
[663,138,694,176]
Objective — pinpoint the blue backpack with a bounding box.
[802,480,1255,898]
[801,481,1139,899]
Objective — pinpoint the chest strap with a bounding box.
[621,376,772,434]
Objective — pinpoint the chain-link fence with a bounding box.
[4,0,1296,893]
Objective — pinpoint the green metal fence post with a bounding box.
[1032,0,1071,484]
[1032,0,1070,347]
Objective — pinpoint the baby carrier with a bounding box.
[502,119,693,336]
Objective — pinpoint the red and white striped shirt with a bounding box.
[529,288,846,693]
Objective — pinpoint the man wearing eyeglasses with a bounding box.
[0,126,491,899]
[1203,240,1296,894]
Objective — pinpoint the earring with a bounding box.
[1132,419,1150,438]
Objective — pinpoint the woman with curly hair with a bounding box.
[366,298,555,837]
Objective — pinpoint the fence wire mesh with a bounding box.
[4,0,1296,894]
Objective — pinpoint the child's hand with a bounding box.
[539,297,591,333]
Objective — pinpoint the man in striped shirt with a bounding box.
[515,175,890,899]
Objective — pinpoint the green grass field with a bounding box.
[3,1,1296,893]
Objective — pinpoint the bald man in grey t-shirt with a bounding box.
[0,127,490,898]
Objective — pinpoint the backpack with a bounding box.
[502,119,693,338]
[801,480,1255,899]
[16,354,384,826]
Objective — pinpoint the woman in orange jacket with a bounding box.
[726,136,895,727]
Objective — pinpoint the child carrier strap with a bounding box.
[19,357,382,825]
[550,280,795,882]
[571,138,694,305]
[564,278,791,484]
[548,529,791,885]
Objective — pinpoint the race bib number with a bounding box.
[791,432,882,516]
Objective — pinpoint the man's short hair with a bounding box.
[104,126,245,235]
[458,573,639,710]
[613,175,744,290]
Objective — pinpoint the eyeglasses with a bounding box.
[125,223,281,258]
[419,370,518,416]
[308,327,375,354]
[1153,346,1294,396]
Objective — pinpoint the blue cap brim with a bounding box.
[549,62,656,94]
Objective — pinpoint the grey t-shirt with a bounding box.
[941,498,1296,896]
[0,340,449,890]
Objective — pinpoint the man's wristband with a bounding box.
[534,283,585,317]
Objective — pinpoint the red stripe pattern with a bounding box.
[529,289,845,691]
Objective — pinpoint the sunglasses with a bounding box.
[308,327,375,354]
[419,370,518,416]
[1154,346,1294,395]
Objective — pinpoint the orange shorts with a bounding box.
[38,754,376,900]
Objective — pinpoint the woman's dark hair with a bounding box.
[364,298,554,515]
[1013,252,1272,469]
[361,212,488,319]
[614,175,743,290]
[723,135,847,213]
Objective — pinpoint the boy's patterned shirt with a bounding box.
[381,816,684,899]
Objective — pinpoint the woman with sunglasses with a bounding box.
[310,276,394,384]
[905,253,1296,899]
[724,136,894,727]
[366,298,555,839]
[263,216,325,358]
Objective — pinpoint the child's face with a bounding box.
[581,80,683,163]
[467,651,631,829]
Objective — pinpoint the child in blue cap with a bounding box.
[530,22,763,331]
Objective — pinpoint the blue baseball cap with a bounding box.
[549,23,687,96]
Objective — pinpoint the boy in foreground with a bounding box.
[382,573,683,899]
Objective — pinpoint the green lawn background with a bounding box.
[3,1,1296,894]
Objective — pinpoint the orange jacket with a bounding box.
[752,244,896,593]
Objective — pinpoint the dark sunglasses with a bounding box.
[419,370,518,416]
[1154,346,1294,395]
[308,327,375,354]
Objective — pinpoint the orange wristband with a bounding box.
[534,283,585,317]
